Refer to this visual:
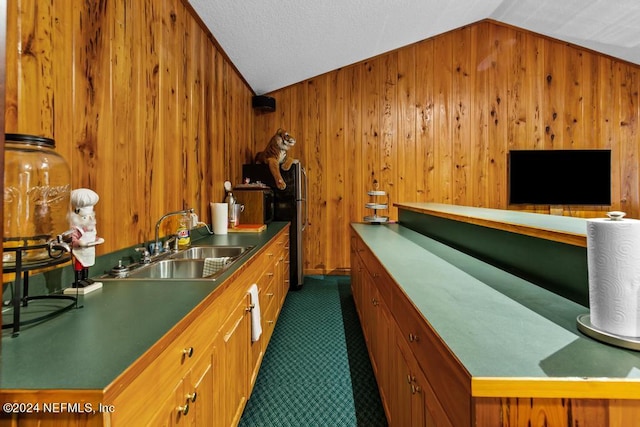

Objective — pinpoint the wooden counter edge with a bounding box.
[395,203,587,248]
[472,377,640,399]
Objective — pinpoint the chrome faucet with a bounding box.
[163,235,179,253]
[135,246,152,264]
[153,208,194,255]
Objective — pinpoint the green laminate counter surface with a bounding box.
[0,222,288,390]
[395,202,590,246]
[351,223,640,386]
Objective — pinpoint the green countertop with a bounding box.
[395,202,590,246]
[0,222,288,390]
[351,223,640,381]
[395,202,589,235]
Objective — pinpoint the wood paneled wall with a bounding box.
[5,0,254,255]
[252,20,640,275]
[6,9,640,276]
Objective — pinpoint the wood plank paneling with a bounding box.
[474,396,640,427]
[6,10,640,276]
[253,20,640,275]
[5,0,254,256]
[470,23,491,207]
[397,45,416,207]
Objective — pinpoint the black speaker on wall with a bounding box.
[252,95,276,112]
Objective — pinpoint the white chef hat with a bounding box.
[71,188,99,213]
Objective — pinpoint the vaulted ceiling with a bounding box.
[188,0,640,95]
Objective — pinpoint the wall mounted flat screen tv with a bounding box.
[508,149,611,205]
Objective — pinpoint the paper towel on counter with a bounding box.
[587,217,640,337]
[211,202,228,235]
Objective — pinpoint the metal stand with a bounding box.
[576,314,640,352]
[3,242,75,337]
[364,183,389,224]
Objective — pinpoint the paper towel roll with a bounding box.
[211,202,228,235]
[587,217,640,337]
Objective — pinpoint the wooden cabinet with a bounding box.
[350,228,465,427]
[351,234,393,423]
[110,227,290,427]
[248,229,290,392]
[108,292,222,425]
[393,322,452,427]
[216,294,251,427]
[146,353,213,427]
[352,220,640,426]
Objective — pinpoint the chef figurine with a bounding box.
[69,188,105,288]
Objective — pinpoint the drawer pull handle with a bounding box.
[408,333,419,342]
[182,347,194,358]
[177,401,189,416]
[267,320,275,325]
[186,391,197,403]
[266,272,274,277]
[373,272,379,278]
[266,292,275,297]
[246,304,255,312]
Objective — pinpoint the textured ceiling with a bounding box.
[188,0,640,95]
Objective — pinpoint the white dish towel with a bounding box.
[202,257,230,277]
[248,284,262,342]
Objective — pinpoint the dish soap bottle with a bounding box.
[177,214,191,249]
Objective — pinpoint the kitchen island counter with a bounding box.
[351,221,640,398]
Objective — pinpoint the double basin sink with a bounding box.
[103,245,254,281]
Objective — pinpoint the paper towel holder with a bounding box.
[577,314,640,351]
[607,211,626,220]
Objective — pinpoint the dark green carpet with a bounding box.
[239,275,388,427]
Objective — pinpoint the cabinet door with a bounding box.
[350,250,365,322]
[146,352,214,427]
[374,295,393,416]
[147,378,184,427]
[394,328,453,427]
[217,294,251,427]
[185,353,214,426]
[363,267,392,379]
[389,333,413,427]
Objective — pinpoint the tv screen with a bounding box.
[508,149,611,205]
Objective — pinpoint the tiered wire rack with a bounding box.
[363,180,389,224]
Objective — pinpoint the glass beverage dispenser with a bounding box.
[3,133,71,267]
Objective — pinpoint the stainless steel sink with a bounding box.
[127,259,209,279]
[168,245,252,260]
[99,245,255,281]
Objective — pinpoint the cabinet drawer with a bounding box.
[261,289,278,345]
[109,298,222,424]
[393,291,471,427]
[355,247,394,306]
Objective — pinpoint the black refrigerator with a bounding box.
[242,163,307,290]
